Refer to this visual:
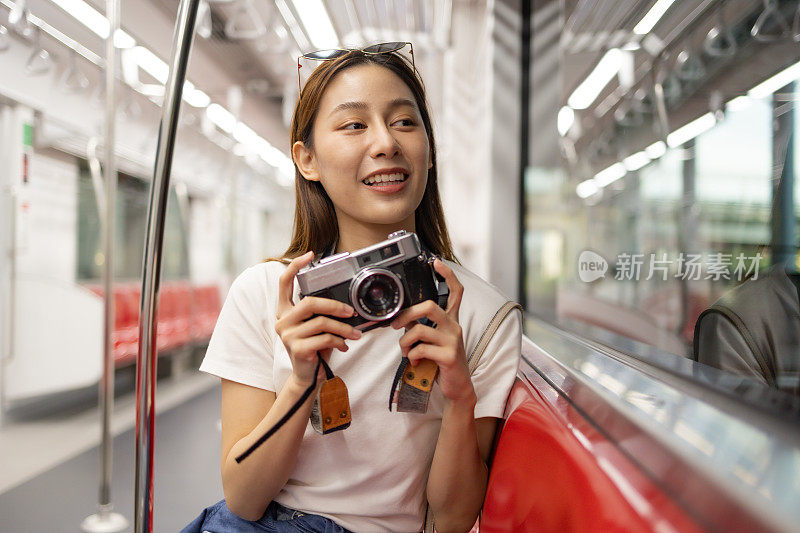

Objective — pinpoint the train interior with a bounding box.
[1,0,800,532]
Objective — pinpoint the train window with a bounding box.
[527,0,800,400]
[161,185,190,280]
[76,160,102,281]
[77,163,189,281]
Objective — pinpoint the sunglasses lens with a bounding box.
[303,49,349,60]
[362,42,405,54]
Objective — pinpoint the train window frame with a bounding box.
[76,162,190,282]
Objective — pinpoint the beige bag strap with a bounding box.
[423,300,522,533]
[467,301,523,375]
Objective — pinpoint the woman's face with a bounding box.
[293,63,432,234]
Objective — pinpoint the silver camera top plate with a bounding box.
[296,230,423,295]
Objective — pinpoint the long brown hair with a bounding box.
[269,48,458,264]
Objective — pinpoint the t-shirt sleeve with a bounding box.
[696,311,768,384]
[199,264,276,391]
[471,308,522,419]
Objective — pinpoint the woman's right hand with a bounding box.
[274,251,363,386]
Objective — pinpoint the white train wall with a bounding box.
[0,26,295,405]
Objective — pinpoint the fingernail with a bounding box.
[352,330,362,339]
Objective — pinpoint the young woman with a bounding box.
[191,45,522,533]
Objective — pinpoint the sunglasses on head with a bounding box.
[297,41,414,92]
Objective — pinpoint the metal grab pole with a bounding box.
[82,1,128,530]
[101,0,122,518]
[134,1,199,532]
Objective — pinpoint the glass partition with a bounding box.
[525,0,800,401]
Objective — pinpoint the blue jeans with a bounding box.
[181,499,352,533]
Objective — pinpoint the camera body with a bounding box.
[296,231,444,332]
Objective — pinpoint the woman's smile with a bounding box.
[361,167,410,193]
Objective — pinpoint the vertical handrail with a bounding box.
[0,108,18,429]
[100,0,119,514]
[80,5,130,532]
[134,1,199,531]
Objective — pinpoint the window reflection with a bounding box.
[534,0,800,401]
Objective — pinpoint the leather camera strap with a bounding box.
[390,276,449,413]
[310,357,352,434]
[393,356,439,412]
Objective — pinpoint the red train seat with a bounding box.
[113,285,139,364]
[192,285,221,342]
[85,281,220,366]
[157,284,179,351]
[480,376,702,532]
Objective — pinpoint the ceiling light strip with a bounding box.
[568,48,623,110]
[576,179,599,199]
[290,0,338,49]
[0,0,101,64]
[594,162,626,187]
[205,102,294,180]
[622,150,650,171]
[633,0,677,35]
[47,0,135,47]
[576,113,719,199]
[557,106,575,136]
[748,60,800,99]
[666,112,715,147]
[275,0,312,51]
[49,0,110,38]
[644,141,666,158]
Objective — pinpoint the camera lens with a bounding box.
[362,276,395,309]
[351,269,404,321]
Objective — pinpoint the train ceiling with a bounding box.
[14,1,787,183]
[142,0,458,142]
[561,0,761,94]
[12,0,459,155]
[560,0,798,179]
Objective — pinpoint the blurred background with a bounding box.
[0,0,799,531]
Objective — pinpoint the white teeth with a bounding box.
[363,172,406,185]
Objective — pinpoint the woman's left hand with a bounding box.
[390,259,476,405]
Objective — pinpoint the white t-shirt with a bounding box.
[200,259,521,532]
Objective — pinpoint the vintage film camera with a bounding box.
[296,231,448,332]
